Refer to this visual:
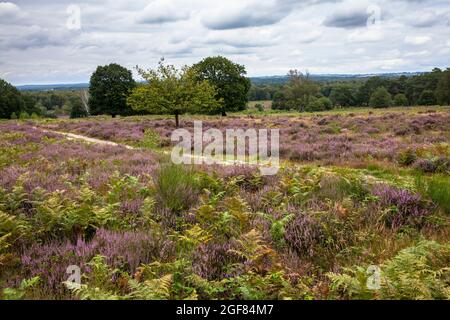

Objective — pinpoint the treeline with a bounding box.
[1,61,449,120]
[0,78,88,119]
[249,67,450,111]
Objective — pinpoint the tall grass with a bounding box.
[153,164,200,213]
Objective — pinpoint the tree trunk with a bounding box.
[221,109,227,117]
[175,112,180,128]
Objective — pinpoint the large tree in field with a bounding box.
[192,56,251,116]
[436,68,450,106]
[89,63,136,117]
[283,70,319,112]
[0,79,23,119]
[127,60,222,128]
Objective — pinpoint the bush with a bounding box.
[393,94,408,106]
[372,184,431,228]
[369,87,392,108]
[10,112,17,120]
[153,164,200,213]
[305,97,333,112]
[19,112,30,119]
[398,149,417,166]
[418,90,436,106]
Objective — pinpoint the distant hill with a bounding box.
[16,83,89,91]
[15,72,426,91]
[250,72,425,85]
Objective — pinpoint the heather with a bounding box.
[1,109,449,300]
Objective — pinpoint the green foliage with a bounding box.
[418,90,436,106]
[2,277,40,300]
[70,98,89,119]
[394,93,408,106]
[19,111,30,119]
[139,129,162,150]
[398,149,417,166]
[153,164,200,214]
[192,56,251,116]
[436,68,450,105]
[89,63,136,117]
[329,84,355,107]
[369,87,392,108]
[128,59,222,127]
[0,78,23,119]
[328,241,450,300]
[305,97,333,112]
[283,70,319,112]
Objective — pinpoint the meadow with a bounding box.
[0,106,449,300]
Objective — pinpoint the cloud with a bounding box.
[0,2,22,24]
[201,0,295,30]
[136,0,190,24]
[404,35,432,45]
[323,2,374,29]
[405,11,442,28]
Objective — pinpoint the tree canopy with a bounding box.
[0,79,23,119]
[192,56,250,116]
[436,68,450,106]
[88,63,136,117]
[127,60,222,127]
[369,87,392,108]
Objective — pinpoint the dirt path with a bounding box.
[34,127,136,150]
[33,126,275,169]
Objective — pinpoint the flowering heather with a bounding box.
[372,184,432,228]
[284,211,323,257]
[192,242,241,281]
[40,110,450,165]
[19,228,173,296]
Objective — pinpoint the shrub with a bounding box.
[393,94,408,107]
[284,212,324,257]
[10,112,17,120]
[305,97,333,112]
[369,87,392,108]
[398,149,417,166]
[372,184,431,228]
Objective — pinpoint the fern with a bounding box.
[2,276,40,300]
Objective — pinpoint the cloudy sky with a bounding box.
[1,0,449,85]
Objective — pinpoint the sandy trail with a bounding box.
[32,126,277,169]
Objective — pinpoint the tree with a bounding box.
[357,77,389,106]
[329,84,355,107]
[418,90,436,106]
[394,94,408,107]
[0,78,23,119]
[128,60,222,128]
[192,56,251,116]
[369,87,392,108]
[284,70,319,112]
[436,68,450,106]
[88,63,136,117]
[70,98,89,119]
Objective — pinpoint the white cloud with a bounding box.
[136,0,190,24]
[0,2,22,23]
[404,35,432,45]
[0,0,449,84]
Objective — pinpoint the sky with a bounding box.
[0,0,449,85]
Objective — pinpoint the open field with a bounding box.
[0,107,449,300]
